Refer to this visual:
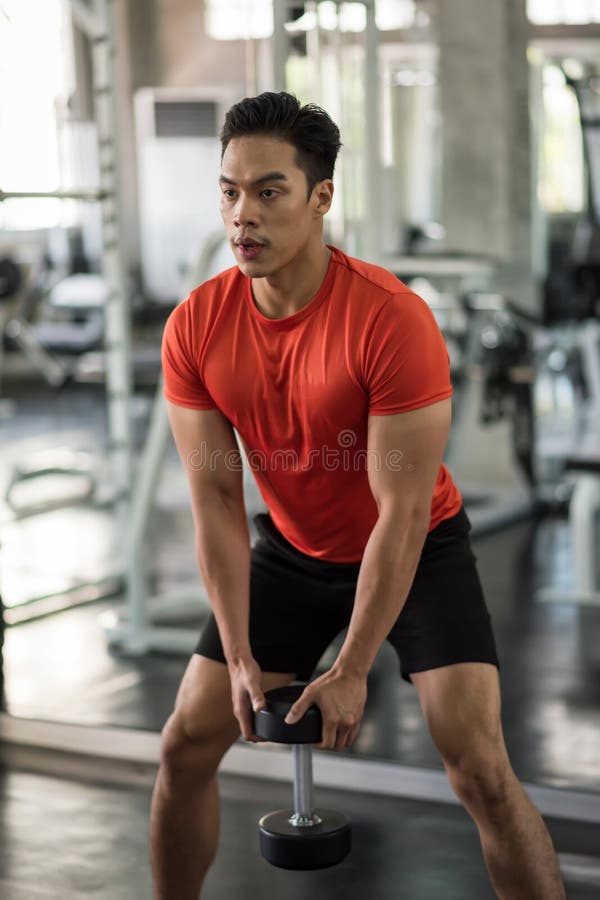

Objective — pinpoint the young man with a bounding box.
[152,92,565,899]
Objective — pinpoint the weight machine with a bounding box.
[536,69,600,606]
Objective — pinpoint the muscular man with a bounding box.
[151,91,565,899]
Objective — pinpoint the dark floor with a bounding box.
[1,379,600,798]
[1,762,600,900]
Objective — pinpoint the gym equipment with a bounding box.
[253,684,352,870]
[0,258,22,300]
[533,319,600,503]
[537,450,600,607]
[533,64,600,613]
[441,292,537,535]
[542,70,600,325]
[0,257,23,408]
[4,265,108,388]
[5,447,97,518]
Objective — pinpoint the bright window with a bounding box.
[0,0,72,229]
[538,66,585,213]
[204,0,273,40]
[528,0,600,24]
[376,0,418,31]
[204,0,420,39]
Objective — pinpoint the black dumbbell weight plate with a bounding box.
[254,684,322,744]
[259,808,351,870]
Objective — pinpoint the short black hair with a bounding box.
[220,91,341,199]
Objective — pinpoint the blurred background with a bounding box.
[1,2,600,896]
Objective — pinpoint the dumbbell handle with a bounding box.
[291,744,322,827]
[293,744,314,817]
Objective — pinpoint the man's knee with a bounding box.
[159,710,238,789]
[445,745,514,813]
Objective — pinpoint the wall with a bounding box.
[437,0,535,310]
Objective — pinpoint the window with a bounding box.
[0,0,73,229]
[204,0,420,40]
[204,0,273,39]
[538,66,585,213]
[528,0,600,25]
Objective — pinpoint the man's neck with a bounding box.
[251,242,332,320]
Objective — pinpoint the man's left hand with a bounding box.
[284,669,367,751]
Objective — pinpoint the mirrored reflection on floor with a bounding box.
[0,765,599,900]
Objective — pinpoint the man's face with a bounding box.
[219,135,331,276]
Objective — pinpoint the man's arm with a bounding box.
[285,398,452,749]
[335,397,452,676]
[166,402,266,736]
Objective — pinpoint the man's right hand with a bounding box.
[229,656,266,742]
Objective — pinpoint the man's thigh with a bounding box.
[411,662,508,765]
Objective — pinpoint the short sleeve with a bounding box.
[161,299,218,410]
[364,291,452,415]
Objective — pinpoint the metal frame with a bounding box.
[103,231,228,655]
[363,0,382,259]
[0,0,132,615]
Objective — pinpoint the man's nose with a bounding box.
[233,194,259,228]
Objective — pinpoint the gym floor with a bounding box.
[1,756,600,900]
[1,376,600,897]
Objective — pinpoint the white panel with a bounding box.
[137,140,223,302]
[135,88,239,304]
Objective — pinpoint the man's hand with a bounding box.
[229,656,266,743]
[284,669,367,751]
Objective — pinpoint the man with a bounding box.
[151,91,565,899]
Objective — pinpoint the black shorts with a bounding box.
[194,506,500,684]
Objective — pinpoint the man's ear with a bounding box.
[313,179,334,217]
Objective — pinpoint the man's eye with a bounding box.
[261,189,277,198]
[223,190,236,198]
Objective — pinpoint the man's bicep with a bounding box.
[166,402,245,508]
[367,398,452,519]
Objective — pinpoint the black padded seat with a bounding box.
[565,455,600,475]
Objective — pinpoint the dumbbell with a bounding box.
[253,683,352,870]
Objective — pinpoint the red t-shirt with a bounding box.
[162,245,462,562]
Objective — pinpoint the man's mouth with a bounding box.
[235,239,266,260]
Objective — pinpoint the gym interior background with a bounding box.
[1,0,600,897]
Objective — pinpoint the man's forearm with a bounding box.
[195,494,252,665]
[334,509,429,678]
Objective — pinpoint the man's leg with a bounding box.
[411,662,565,900]
[150,655,295,900]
